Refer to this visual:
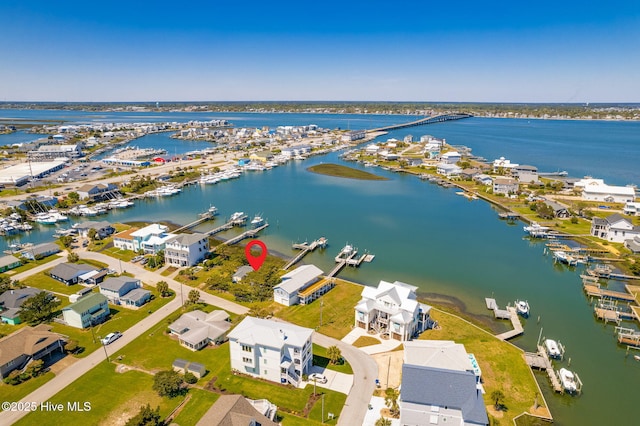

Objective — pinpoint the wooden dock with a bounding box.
[283,238,326,270]
[485,298,524,340]
[326,250,358,278]
[616,327,640,347]
[205,215,248,237]
[525,345,564,393]
[213,223,269,249]
[174,216,213,233]
[582,283,636,302]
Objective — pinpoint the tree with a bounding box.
[59,235,73,248]
[64,340,79,354]
[20,291,60,324]
[384,387,400,418]
[125,403,162,426]
[157,281,170,297]
[25,359,44,377]
[375,417,392,426]
[67,252,80,263]
[0,274,17,294]
[491,389,505,411]
[87,228,97,240]
[68,192,80,202]
[152,370,184,398]
[187,289,201,305]
[327,346,342,365]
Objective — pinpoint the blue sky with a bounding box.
[1,0,639,102]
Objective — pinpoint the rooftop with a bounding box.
[228,316,312,348]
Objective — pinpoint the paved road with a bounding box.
[0,251,375,425]
[9,253,68,282]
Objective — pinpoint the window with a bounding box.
[241,345,252,352]
[242,357,252,363]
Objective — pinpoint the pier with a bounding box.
[173,215,214,233]
[325,244,375,278]
[524,345,565,393]
[367,113,472,133]
[582,282,636,302]
[205,214,248,237]
[485,298,524,340]
[616,327,640,347]
[283,237,327,270]
[213,223,269,249]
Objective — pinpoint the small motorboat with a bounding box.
[516,300,530,317]
[544,339,561,358]
[634,355,640,361]
[559,368,578,393]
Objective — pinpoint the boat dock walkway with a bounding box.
[583,283,636,302]
[524,345,564,393]
[326,250,359,278]
[213,223,269,249]
[205,215,248,237]
[174,215,214,233]
[485,298,524,340]
[283,238,326,270]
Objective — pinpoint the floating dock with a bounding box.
[485,298,524,340]
[524,345,564,393]
[283,237,328,270]
[205,214,248,236]
[325,244,374,278]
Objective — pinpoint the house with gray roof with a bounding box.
[164,232,209,267]
[20,242,60,261]
[591,213,640,243]
[0,255,21,273]
[0,324,66,379]
[76,183,118,201]
[196,394,278,426]
[62,293,110,329]
[99,277,150,307]
[169,310,231,351]
[49,262,97,286]
[544,200,571,218]
[273,264,323,306]
[72,220,115,239]
[400,340,488,426]
[0,287,46,325]
[232,265,254,283]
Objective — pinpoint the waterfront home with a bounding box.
[574,178,636,203]
[232,265,254,283]
[0,254,21,273]
[99,277,150,307]
[400,340,488,426]
[76,183,119,201]
[623,202,640,216]
[250,151,274,163]
[378,150,399,161]
[0,325,66,379]
[168,310,231,351]
[73,220,115,239]
[365,143,380,154]
[436,163,462,177]
[492,156,519,174]
[196,394,278,426]
[20,242,60,261]
[492,177,519,195]
[459,168,482,180]
[625,236,640,253]
[591,213,640,243]
[62,293,110,329]
[0,287,44,325]
[440,151,461,164]
[114,223,176,254]
[512,164,539,184]
[49,262,97,285]
[227,316,313,386]
[341,130,365,142]
[354,280,432,341]
[273,264,324,306]
[474,174,493,186]
[164,233,209,267]
[544,200,571,218]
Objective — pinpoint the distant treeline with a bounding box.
[1,101,639,119]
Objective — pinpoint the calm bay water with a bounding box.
[1,111,640,425]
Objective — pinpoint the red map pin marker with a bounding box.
[245,240,268,271]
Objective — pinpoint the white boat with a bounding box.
[34,213,57,225]
[515,300,530,317]
[230,212,247,222]
[251,215,264,227]
[544,339,561,358]
[559,368,578,393]
[335,244,357,261]
[634,355,640,361]
[553,250,579,266]
[523,222,550,238]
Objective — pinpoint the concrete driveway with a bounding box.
[299,365,353,395]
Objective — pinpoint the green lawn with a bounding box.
[170,388,219,425]
[312,344,353,374]
[0,371,55,403]
[99,245,137,262]
[352,335,381,348]
[51,290,174,358]
[3,254,63,276]
[21,272,83,296]
[423,308,550,424]
[273,280,363,340]
[15,362,181,426]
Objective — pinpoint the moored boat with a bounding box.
[559,368,578,393]
[544,339,561,358]
[516,300,530,317]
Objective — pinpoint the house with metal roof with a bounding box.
[20,242,60,261]
[273,264,324,306]
[169,310,231,351]
[49,262,97,286]
[227,316,313,386]
[62,293,110,329]
[195,394,278,426]
[232,265,254,283]
[99,277,150,307]
[355,280,432,341]
[0,287,46,325]
[400,340,488,425]
[0,324,66,379]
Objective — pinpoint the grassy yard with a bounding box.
[272,280,363,340]
[21,272,84,296]
[170,388,219,425]
[352,335,381,348]
[14,362,181,426]
[3,254,64,276]
[312,344,353,375]
[0,371,55,403]
[99,245,137,262]
[51,290,174,359]
[422,308,549,424]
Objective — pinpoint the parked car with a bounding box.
[309,373,327,384]
[101,331,122,345]
[131,255,144,263]
[140,257,149,265]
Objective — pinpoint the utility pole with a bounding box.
[320,299,323,328]
[321,393,325,424]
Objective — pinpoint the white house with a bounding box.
[492,156,519,173]
[591,213,640,243]
[623,202,640,216]
[364,144,380,154]
[168,310,231,351]
[227,316,313,386]
[117,223,176,254]
[273,264,323,306]
[400,340,488,426]
[354,280,432,341]
[436,163,462,177]
[574,178,636,203]
[164,233,209,267]
[440,151,461,164]
[99,277,150,307]
[62,293,110,329]
[512,165,539,184]
[492,177,519,195]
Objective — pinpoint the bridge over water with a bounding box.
[367,113,472,133]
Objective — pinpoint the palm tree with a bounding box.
[384,388,399,418]
[375,417,392,426]
[327,345,342,364]
[491,390,505,411]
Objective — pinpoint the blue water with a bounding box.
[1,111,640,425]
